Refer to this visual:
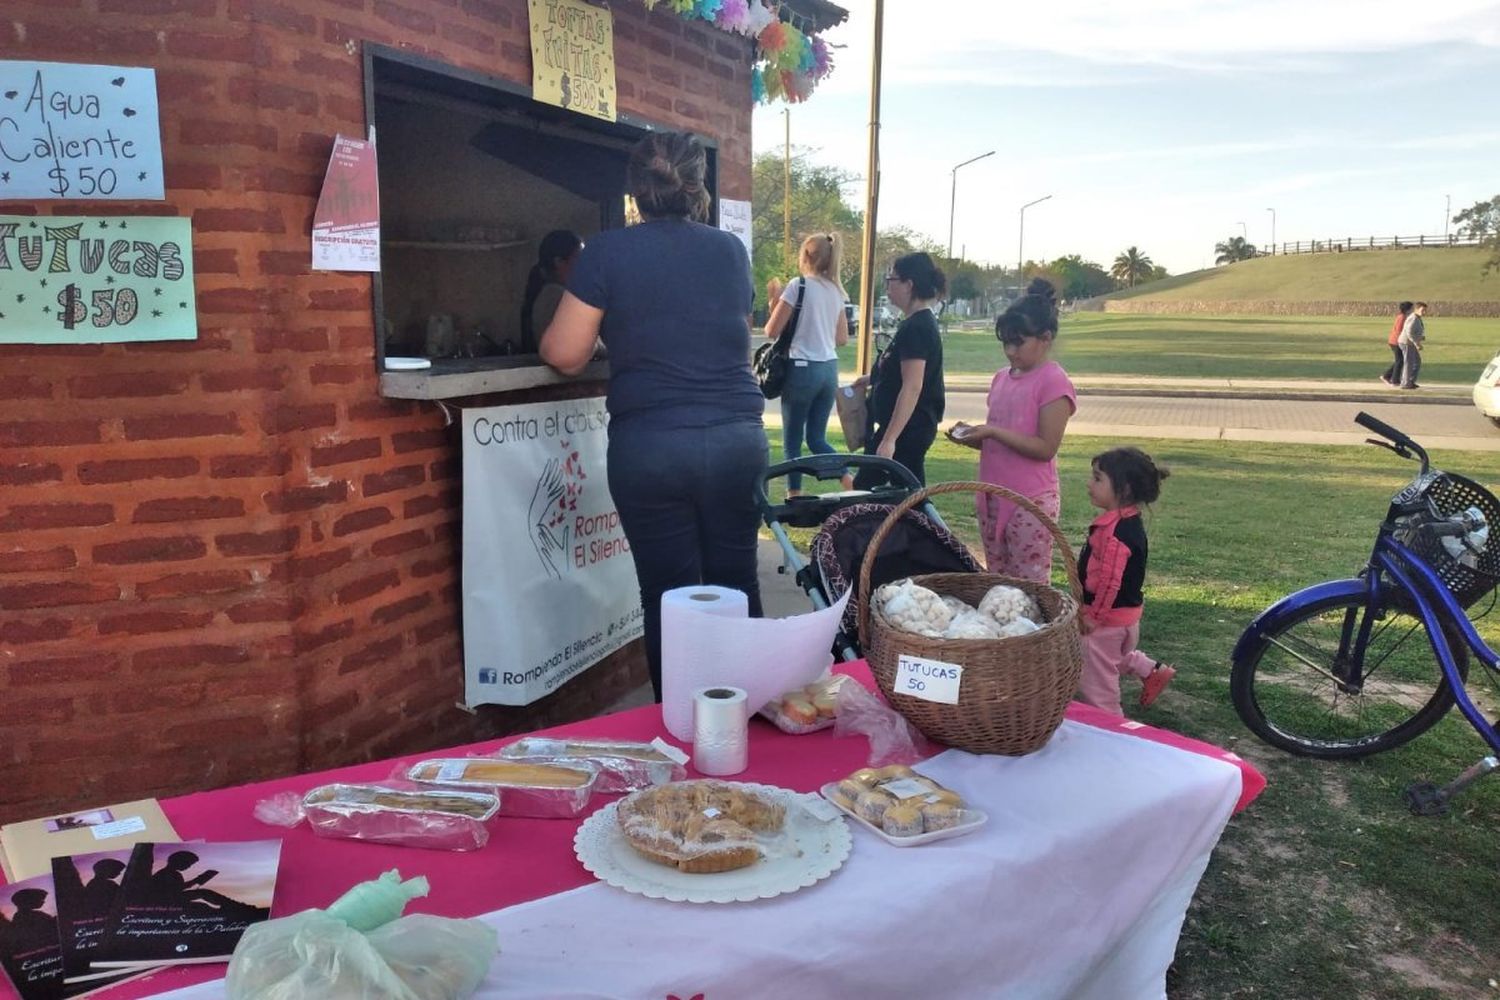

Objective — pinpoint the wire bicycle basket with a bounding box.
[1397,472,1500,608]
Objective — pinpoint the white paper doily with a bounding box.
[574,781,852,904]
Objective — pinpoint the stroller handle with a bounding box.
[755,453,921,509]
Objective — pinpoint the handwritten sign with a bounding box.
[719,198,752,258]
[894,654,964,705]
[0,215,196,344]
[312,134,380,272]
[0,60,164,201]
[528,0,617,123]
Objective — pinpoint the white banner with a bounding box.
[718,198,751,258]
[462,399,642,706]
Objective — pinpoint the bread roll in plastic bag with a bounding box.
[225,871,496,1000]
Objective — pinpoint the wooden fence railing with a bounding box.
[1268,234,1484,256]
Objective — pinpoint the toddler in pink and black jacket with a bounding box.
[1076,447,1175,715]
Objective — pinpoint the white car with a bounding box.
[1476,351,1500,429]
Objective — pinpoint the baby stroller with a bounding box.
[756,454,982,661]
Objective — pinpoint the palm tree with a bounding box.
[1214,236,1257,265]
[1110,246,1155,287]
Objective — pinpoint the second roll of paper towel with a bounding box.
[660,585,849,741]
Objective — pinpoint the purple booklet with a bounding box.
[92,840,281,969]
[51,849,164,988]
[0,871,66,1000]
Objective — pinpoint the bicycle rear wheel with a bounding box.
[1231,585,1467,758]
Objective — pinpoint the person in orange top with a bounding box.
[1076,447,1174,715]
[1380,301,1413,386]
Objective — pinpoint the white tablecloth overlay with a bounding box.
[162,720,1243,1000]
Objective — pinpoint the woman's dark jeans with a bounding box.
[608,418,768,700]
[779,359,839,490]
[853,420,937,489]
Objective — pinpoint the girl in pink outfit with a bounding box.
[1077,446,1175,715]
[947,278,1075,582]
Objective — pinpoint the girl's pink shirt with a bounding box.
[978,360,1077,498]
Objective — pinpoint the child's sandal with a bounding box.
[1139,662,1176,708]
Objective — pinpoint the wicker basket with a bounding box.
[857,482,1085,756]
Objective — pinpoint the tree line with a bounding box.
[751,150,1169,312]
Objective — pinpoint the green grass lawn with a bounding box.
[777,433,1500,997]
[827,313,1499,383]
[1106,247,1500,304]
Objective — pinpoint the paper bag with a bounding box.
[835,384,868,451]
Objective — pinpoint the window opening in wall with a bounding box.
[365,47,717,386]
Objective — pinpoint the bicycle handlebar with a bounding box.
[1355,411,1430,475]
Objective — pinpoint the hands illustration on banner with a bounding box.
[529,458,572,579]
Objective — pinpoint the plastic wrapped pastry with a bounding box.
[498,737,687,793]
[406,758,598,818]
[759,674,851,734]
[297,782,500,852]
[616,780,786,873]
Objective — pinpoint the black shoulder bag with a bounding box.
[753,278,806,400]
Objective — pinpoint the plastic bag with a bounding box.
[252,783,499,852]
[760,674,850,734]
[832,680,926,765]
[225,871,497,1000]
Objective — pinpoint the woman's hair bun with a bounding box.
[1025,277,1057,302]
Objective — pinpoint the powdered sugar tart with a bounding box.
[575,780,852,904]
[617,780,786,873]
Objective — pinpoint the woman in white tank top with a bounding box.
[763,234,852,495]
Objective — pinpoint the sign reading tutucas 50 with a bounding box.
[0,215,196,345]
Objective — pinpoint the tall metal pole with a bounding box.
[1237,221,1247,239]
[1017,194,1052,277]
[783,108,792,273]
[855,0,884,377]
[1266,208,1276,254]
[1445,194,1451,239]
[947,150,995,260]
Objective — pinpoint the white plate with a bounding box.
[574,781,852,904]
[385,357,432,371]
[819,783,988,847]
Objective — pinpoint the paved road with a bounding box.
[766,393,1500,452]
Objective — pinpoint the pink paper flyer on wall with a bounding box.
[311,133,380,272]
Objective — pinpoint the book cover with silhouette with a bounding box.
[0,871,67,1000]
[51,849,164,989]
[91,840,280,969]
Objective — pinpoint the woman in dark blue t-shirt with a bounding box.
[540,131,768,700]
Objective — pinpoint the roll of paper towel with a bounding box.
[660,585,851,742]
[693,686,749,776]
[661,586,750,740]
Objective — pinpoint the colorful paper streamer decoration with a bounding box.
[634,0,836,104]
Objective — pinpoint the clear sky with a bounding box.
[750,0,1500,276]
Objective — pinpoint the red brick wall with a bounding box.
[0,0,756,824]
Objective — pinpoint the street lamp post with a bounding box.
[1266,207,1276,255]
[947,150,995,261]
[1017,194,1052,277]
[1237,221,1247,240]
[1445,194,1451,240]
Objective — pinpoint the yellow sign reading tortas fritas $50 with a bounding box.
[528,0,617,122]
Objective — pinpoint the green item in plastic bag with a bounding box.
[224,870,497,1000]
[326,869,430,932]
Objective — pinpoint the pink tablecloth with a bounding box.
[4,662,1263,999]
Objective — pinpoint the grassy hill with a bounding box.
[1107,247,1498,304]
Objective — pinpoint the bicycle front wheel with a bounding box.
[1231,586,1467,759]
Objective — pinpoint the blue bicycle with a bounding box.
[1230,412,1500,814]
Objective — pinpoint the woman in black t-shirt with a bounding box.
[853,252,947,487]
